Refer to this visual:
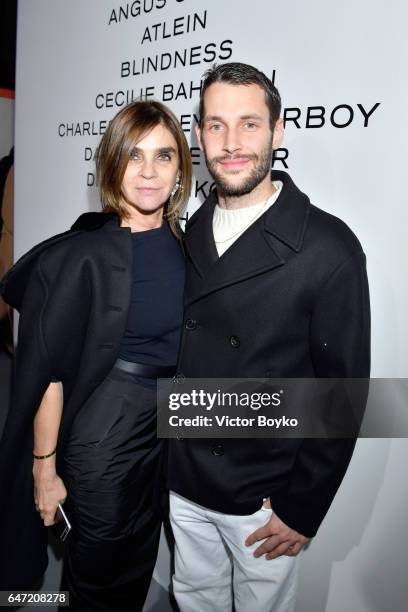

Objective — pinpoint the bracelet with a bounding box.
[33,448,56,460]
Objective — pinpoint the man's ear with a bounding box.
[272,118,284,150]
[195,124,204,152]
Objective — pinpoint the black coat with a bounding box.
[0,213,135,588]
[167,170,370,537]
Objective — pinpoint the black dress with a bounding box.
[60,222,185,610]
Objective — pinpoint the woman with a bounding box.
[0,100,192,609]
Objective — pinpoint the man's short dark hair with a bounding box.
[199,62,281,130]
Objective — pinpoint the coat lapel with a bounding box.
[184,171,310,305]
[86,214,133,376]
[184,192,219,278]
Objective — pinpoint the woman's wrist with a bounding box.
[32,455,57,478]
[33,448,56,460]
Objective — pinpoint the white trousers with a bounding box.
[170,491,299,612]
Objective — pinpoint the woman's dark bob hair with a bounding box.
[95,100,192,235]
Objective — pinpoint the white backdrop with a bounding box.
[14,1,407,610]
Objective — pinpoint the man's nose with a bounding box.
[222,127,241,154]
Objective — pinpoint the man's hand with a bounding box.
[245,507,310,560]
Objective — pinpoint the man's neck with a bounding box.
[217,176,276,210]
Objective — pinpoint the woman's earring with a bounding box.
[170,174,181,198]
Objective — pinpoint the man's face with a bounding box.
[196,82,283,197]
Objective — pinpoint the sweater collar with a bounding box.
[191,170,310,252]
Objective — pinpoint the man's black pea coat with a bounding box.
[0,214,135,588]
[167,170,370,538]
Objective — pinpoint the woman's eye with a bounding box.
[158,153,171,161]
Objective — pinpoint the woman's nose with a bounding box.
[140,157,156,178]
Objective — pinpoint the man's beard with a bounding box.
[204,141,273,197]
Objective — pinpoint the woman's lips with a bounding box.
[136,187,160,194]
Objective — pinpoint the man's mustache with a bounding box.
[211,153,258,163]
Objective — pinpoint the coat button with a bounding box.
[230,335,240,348]
[211,444,224,456]
[185,319,197,330]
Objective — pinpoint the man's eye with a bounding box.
[209,123,223,132]
[244,122,257,129]
[158,153,171,161]
[129,152,140,160]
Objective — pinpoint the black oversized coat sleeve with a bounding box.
[0,244,91,588]
[0,213,132,588]
[269,251,370,535]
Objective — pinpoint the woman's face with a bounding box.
[121,123,180,215]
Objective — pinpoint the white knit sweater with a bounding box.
[212,181,283,256]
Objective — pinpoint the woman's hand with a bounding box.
[33,463,67,526]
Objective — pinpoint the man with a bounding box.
[167,63,370,611]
